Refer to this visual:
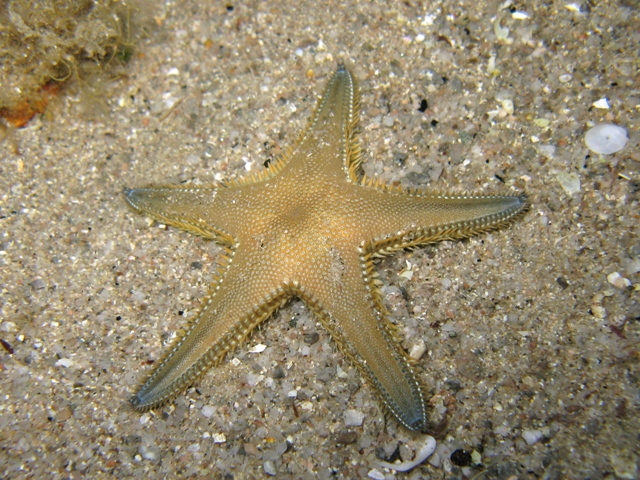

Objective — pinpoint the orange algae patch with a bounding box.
[0,82,62,128]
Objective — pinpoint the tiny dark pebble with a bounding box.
[375,445,400,462]
[393,152,408,165]
[1,339,14,354]
[303,332,320,345]
[335,431,358,445]
[418,99,428,112]
[451,449,472,466]
[556,276,569,289]
[191,261,203,269]
[272,366,286,379]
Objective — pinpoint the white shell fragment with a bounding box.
[585,124,628,155]
[592,98,609,109]
[607,272,631,290]
[378,435,437,472]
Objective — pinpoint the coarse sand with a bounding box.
[1,1,638,478]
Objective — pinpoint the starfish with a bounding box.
[124,64,527,431]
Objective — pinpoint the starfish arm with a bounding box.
[131,253,292,410]
[306,282,427,431]
[357,188,528,249]
[124,185,235,245]
[283,64,363,181]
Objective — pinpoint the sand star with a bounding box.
[124,64,527,430]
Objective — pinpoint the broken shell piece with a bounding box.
[379,436,437,472]
[607,272,631,290]
[585,124,628,155]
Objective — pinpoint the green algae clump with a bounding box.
[0,0,149,127]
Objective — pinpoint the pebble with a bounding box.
[55,358,75,368]
[610,451,638,480]
[409,340,427,360]
[344,409,365,427]
[263,460,277,476]
[367,469,385,480]
[382,115,395,127]
[625,260,640,276]
[522,429,543,445]
[607,272,631,289]
[139,444,161,462]
[556,172,581,195]
[584,123,628,155]
[213,433,226,443]
[202,405,216,418]
[303,332,320,345]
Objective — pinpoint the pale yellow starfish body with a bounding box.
[124,64,527,430]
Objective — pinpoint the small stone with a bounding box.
[202,405,216,418]
[335,431,358,445]
[212,433,226,443]
[344,409,364,427]
[409,340,427,360]
[382,115,395,127]
[139,444,161,462]
[55,358,75,368]
[556,172,581,195]
[610,451,638,479]
[31,278,46,290]
[625,260,640,276]
[367,469,386,480]
[592,98,609,109]
[450,449,472,466]
[607,272,631,289]
[272,366,286,379]
[243,442,259,456]
[263,460,277,476]
[187,443,200,453]
[522,429,543,445]
[248,343,267,353]
[303,332,320,345]
[556,276,569,289]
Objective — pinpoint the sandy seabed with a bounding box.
[1,1,638,478]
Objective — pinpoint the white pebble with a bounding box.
[522,429,543,445]
[344,409,365,427]
[139,444,161,461]
[592,98,609,109]
[556,172,581,195]
[626,260,640,276]
[202,405,216,418]
[367,468,386,480]
[213,433,226,443]
[409,340,427,360]
[585,124,628,155]
[55,358,75,368]
[264,460,277,476]
[607,272,631,289]
[249,343,267,353]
